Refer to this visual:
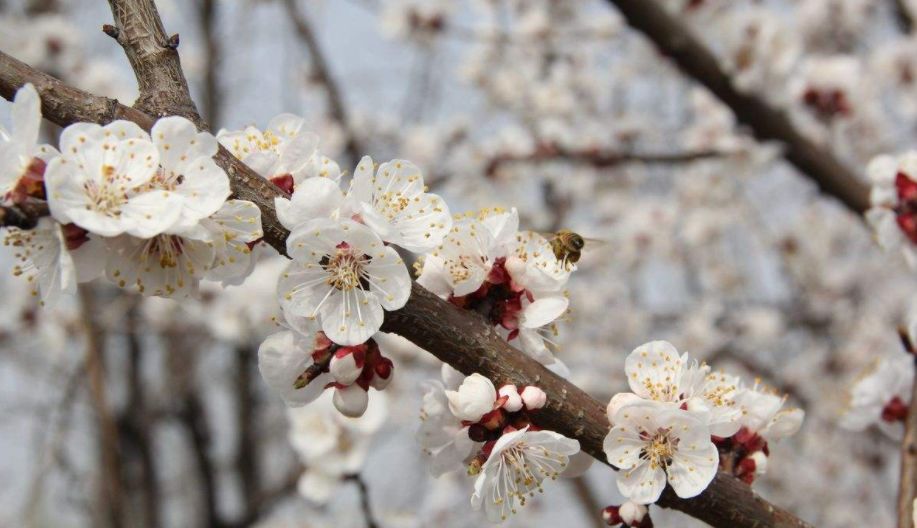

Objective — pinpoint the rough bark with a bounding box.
[106,0,201,124]
[603,0,870,213]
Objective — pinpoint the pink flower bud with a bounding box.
[749,450,768,476]
[602,506,622,525]
[370,357,394,390]
[332,383,368,417]
[498,384,523,412]
[619,500,648,526]
[520,386,547,410]
[329,348,364,385]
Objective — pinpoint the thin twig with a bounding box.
[346,474,379,528]
[485,145,728,177]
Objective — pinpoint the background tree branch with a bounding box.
[603,0,870,214]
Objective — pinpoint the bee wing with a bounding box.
[582,236,609,247]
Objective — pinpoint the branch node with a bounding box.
[165,33,180,50]
[101,24,120,40]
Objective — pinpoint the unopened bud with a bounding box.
[330,348,364,385]
[602,505,622,525]
[370,357,394,390]
[332,383,368,418]
[749,450,768,476]
[498,384,523,412]
[520,386,547,410]
[619,500,648,526]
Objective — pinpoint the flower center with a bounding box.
[322,245,371,291]
[640,428,677,470]
[144,235,185,269]
[83,165,128,216]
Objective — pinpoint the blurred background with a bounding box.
[1,0,915,526]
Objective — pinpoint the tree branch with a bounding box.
[603,0,870,213]
[485,144,727,178]
[79,285,125,527]
[105,0,201,123]
[345,474,379,528]
[196,0,222,127]
[899,353,917,527]
[0,45,813,528]
[893,0,915,34]
[0,50,290,254]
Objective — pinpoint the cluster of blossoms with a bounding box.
[248,115,455,416]
[416,341,804,523]
[841,326,916,439]
[866,152,917,268]
[602,341,803,509]
[0,84,263,304]
[286,389,387,503]
[417,208,572,370]
[417,366,588,522]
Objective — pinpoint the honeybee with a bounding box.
[546,229,604,269]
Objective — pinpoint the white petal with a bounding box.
[521,295,568,328]
[11,83,41,147]
[257,330,328,406]
[625,340,683,401]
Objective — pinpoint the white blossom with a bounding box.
[445,373,496,422]
[735,382,804,442]
[2,218,75,305]
[0,83,56,199]
[257,320,333,407]
[604,401,718,504]
[417,379,477,477]
[345,156,452,253]
[279,218,411,346]
[287,390,387,503]
[217,113,340,183]
[470,427,580,522]
[45,121,181,238]
[840,352,914,439]
[620,340,742,437]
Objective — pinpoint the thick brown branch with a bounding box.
[381,284,813,528]
[0,50,290,255]
[283,0,363,166]
[0,50,813,528]
[0,202,49,229]
[106,0,201,123]
[898,353,917,528]
[604,0,870,213]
